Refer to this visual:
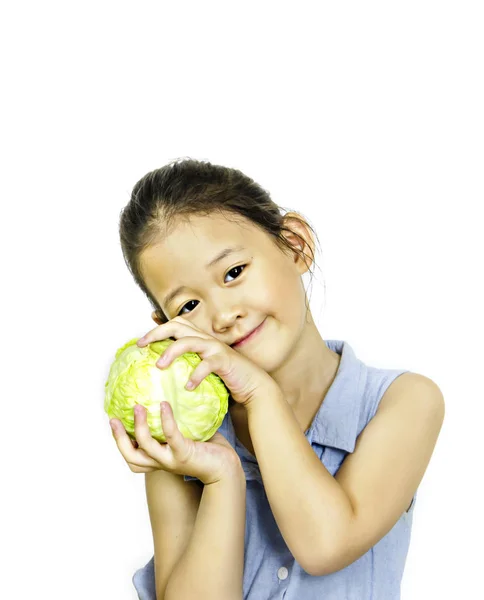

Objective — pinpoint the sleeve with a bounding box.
[132,556,156,600]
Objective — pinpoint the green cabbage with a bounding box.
[104,337,229,442]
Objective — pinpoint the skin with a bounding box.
[135,210,445,576]
[139,211,341,450]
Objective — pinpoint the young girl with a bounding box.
[110,158,445,600]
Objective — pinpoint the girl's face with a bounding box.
[139,212,311,374]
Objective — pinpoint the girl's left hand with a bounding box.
[136,316,279,408]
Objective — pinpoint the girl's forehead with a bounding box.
[140,215,267,290]
[183,211,254,233]
[159,213,260,251]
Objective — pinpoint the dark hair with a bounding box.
[118,157,323,324]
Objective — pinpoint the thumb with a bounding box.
[208,431,234,450]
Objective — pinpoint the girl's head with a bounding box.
[119,158,322,372]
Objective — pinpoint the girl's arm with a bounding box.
[164,462,246,600]
[245,373,444,576]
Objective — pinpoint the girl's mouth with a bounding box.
[232,318,266,348]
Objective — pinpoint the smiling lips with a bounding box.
[232,318,266,348]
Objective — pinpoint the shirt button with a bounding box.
[278,566,289,580]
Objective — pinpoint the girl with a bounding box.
[109,158,444,600]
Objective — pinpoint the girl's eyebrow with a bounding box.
[162,245,246,308]
[206,245,246,268]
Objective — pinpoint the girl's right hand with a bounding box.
[109,402,242,485]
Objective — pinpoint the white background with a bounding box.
[1,1,482,598]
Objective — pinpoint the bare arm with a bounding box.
[245,374,444,576]
[164,463,247,600]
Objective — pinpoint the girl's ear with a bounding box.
[151,311,164,325]
[282,212,315,274]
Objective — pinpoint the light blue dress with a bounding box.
[133,340,416,599]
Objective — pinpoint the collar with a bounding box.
[220,339,364,480]
[307,340,364,453]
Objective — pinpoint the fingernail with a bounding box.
[110,420,116,431]
[185,380,195,390]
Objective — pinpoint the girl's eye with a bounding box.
[225,264,246,283]
[177,300,198,316]
[177,265,247,316]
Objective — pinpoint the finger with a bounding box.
[137,317,210,347]
[183,355,224,390]
[208,431,234,451]
[155,336,219,370]
[136,318,189,346]
[128,435,139,449]
[111,417,163,470]
[160,402,193,464]
[133,404,174,462]
[128,461,162,474]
